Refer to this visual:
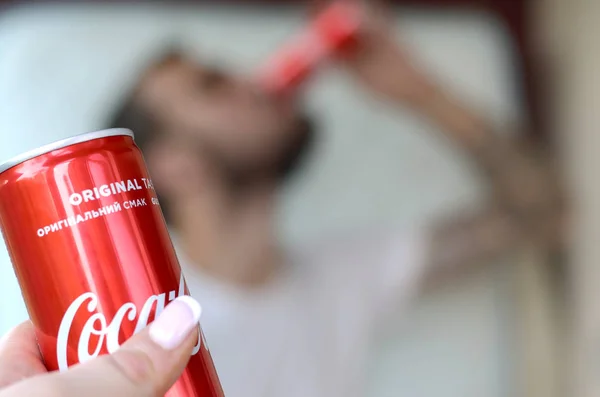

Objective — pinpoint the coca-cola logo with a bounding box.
[56,273,204,372]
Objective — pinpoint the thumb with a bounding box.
[0,296,202,397]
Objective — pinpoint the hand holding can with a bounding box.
[0,129,224,397]
[0,297,202,397]
[258,1,435,106]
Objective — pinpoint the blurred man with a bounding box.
[108,6,563,397]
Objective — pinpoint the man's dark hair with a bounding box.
[107,50,316,225]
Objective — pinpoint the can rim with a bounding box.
[0,128,135,175]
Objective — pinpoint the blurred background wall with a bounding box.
[0,2,562,396]
[538,0,600,396]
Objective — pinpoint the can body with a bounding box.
[0,129,224,397]
[258,0,361,96]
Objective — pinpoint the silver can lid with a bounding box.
[0,128,135,175]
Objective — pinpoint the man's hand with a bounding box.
[332,1,437,106]
[0,296,202,397]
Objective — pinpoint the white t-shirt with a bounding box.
[177,229,429,397]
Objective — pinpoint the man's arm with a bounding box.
[410,86,564,282]
[343,4,566,280]
[415,88,564,281]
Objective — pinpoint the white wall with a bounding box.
[0,4,521,396]
[546,1,600,395]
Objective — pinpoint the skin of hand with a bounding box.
[0,296,202,397]
[315,0,437,106]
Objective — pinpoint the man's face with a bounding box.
[138,56,311,184]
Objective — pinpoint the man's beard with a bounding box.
[201,115,316,191]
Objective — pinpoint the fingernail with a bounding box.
[149,296,202,350]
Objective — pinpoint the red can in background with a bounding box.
[0,128,224,397]
[257,0,362,97]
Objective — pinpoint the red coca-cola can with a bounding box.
[257,0,362,96]
[0,128,224,397]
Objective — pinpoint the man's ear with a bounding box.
[150,49,187,73]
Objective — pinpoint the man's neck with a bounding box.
[172,184,283,289]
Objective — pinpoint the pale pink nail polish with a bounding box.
[149,296,202,350]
